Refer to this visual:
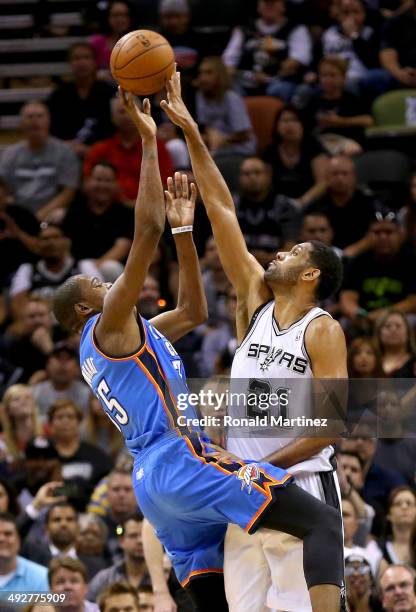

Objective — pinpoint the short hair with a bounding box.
[90,160,117,177]
[378,564,416,596]
[49,556,87,586]
[68,42,95,62]
[338,449,364,471]
[0,512,18,529]
[308,240,343,300]
[98,582,140,612]
[118,512,144,536]
[52,276,85,333]
[46,501,78,525]
[319,56,349,77]
[48,399,83,424]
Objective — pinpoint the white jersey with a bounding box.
[227,300,334,475]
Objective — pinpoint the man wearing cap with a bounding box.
[32,342,90,421]
[379,565,416,612]
[340,208,416,323]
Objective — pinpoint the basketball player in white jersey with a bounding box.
[161,71,347,612]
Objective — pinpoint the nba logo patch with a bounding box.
[237,464,260,494]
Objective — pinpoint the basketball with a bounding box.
[110,30,175,96]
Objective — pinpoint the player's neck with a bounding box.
[272,291,316,330]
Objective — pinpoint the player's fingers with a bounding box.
[181,174,189,201]
[174,171,182,198]
[143,98,151,115]
[164,190,172,208]
[166,176,175,199]
[190,182,197,205]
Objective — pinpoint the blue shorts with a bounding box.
[133,431,292,586]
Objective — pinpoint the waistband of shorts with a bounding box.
[136,430,181,462]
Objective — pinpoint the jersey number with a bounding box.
[97,378,129,430]
[246,379,290,420]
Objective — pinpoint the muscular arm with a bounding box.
[96,95,164,346]
[264,317,348,469]
[151,178,208,342]
[142,519,177,612]
[160,71,271,339]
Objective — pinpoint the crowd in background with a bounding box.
[1,0,416,610]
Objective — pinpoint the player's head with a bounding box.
[52,275,111,333]
[264,240,343,301]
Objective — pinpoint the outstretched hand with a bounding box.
[165,172,196,229]
[160,70,196,132]
[119,87,157,141]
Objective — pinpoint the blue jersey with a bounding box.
[79,313,202,456]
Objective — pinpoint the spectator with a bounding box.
[93,469,138,562]
[322,0,388,97]
[9,223,101,320]
[15,480,65,542]
[0,178,39,288]
[0,102,79,220]
[0,385,42,464]
[380,4,416,89]
[300,211,343,258]
[399,173,416,249]
[89,1,133,76]
[82,396,124,461]
[4,296,55,382]
[306,155,376,256]
[343,499,384,577]
[201,236,230,323]
[62,162,133,281]
[345,553,378,612]
[222,0,312,100]
[0,512,48,591]
[347,337,384,378]
[195,57,256,158]
[234,156,300,265]
[87,514,149,601]
[263,105,328,206]
[47,43,115,157]
[0,479,20,516]
[378,486,416,566]
[49,557,99,612]
[76,514,111,570]
[97,582,140,612]
[374,310,416,378]
[48,399,113,510]
[340,212,416,323]
[83,97,173,205]
[87,456,133,518]
[303,56,374,153]
[379,565,416,611]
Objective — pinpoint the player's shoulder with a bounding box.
[305,314,345,348]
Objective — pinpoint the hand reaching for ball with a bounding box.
[119,87,157,142]
[160,70,197,133]
[165,172,196,230]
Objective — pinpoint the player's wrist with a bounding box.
[171,225,193,235]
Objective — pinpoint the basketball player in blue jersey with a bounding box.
[53,89,344,612]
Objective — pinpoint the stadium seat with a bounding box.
[366,89,416,138]
[244,96,284,155]
[215,154,246,193]
[354,149,411,205]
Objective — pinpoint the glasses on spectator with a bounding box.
[345,564,371,577]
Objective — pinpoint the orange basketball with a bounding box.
[110,30,175,96]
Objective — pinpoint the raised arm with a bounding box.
[150,172,208,342]
[97,91,164,344]
[160,71,270,325]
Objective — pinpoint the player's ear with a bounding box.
[74,302,94,316]
[301,267,321,282]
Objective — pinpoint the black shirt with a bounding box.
[263,138,326,199]
[62,196,134,260]
[0,205,39,286]
[47,80,115,144]
[342,247,416,311]
[306,90,371,144]
[307,189,376,249]
[381,10,416,68]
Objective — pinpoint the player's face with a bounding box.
[264,242,313,286]
[79,276,112,312]
[380,567,416,612]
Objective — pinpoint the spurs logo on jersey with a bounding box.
[228,301,335,475]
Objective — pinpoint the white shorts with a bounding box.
[224,471,341,612]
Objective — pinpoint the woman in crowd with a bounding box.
[378,486,416,565]
[0,384,42,464]
[89,1,133,76]
[83,395,124,461]
[347,337,385,379]
[263,105,328,206]
[195,57,256,158]
[375,310,416,378]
